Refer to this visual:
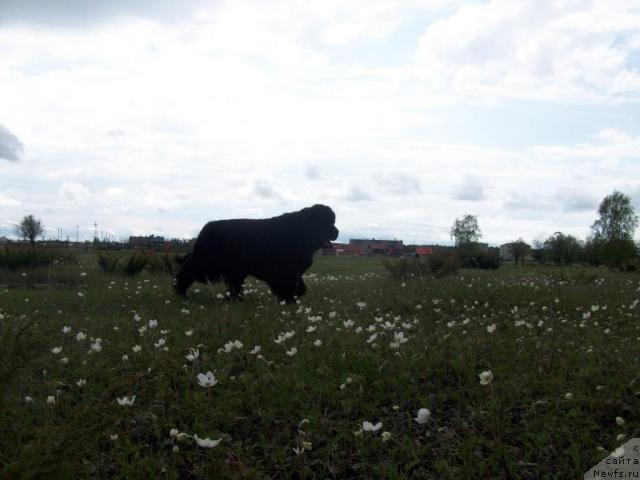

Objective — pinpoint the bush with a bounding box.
[383,252,461,280]
[585,238,636,268]
[122,253,148,277]
[97,254,121,273]
[461,250,500,270]
[146,251,177,276]
[0,246,78,270]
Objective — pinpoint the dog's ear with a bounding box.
[305,204,335,225]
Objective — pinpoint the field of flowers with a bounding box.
[0,254,638,479]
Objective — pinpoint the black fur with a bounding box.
[174,205,338,302]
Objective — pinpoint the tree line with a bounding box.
[451,190,638,268]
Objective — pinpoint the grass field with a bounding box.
[0,253,638,479]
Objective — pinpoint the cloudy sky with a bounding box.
[1,0,639,245]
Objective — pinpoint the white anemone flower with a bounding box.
[486,324,497,333]
[286,347,298,357]
[197,371,218,388]
[616,416,625,427]
[185,348,200,362]
[90,339,102,352]
[51,347,62,354]
[47,395,56,405]
[116,395,136,406]
[478,370,493,386]
[76,379,86,387]
[132,345,142,353]
[362,421,383,432]
[313,339,322,347]
[194,435,222,448]
[249,346,261,355]
[62,326,71,334]
[76,331,87,341]
[414,408,431,424]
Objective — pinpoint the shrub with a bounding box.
[146,252,177,276]
[383,252,461,280]
[461,250,500,270]
[122,253,148,277]
[97,254,121,273]
[0,246,77,270]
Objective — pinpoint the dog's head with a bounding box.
[299,204,339,249]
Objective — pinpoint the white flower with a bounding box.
[133,314,141,322]
[486,323,497,333]
[47,395,56,405]
[90,339,103,352]
[24,396,34,403]
[414,408,431,424]
[233,340,243,349]
[62,326,71,334]
[60,357,69,364]
[362,421,383,432]
[51,346,62,355]
[154,338,166,349]
[306,325,317,333]
[110,434,118,441]
[478,370,493,386]
[76,379,86,387]
[197,371,218,388]
[170,428,179,438]
[564,392,574,400]
[185,330,193,336]
[286,347,298,357]
[381,431,392,442]
[343,320,354,329]
[249,346,261,355]
[148,319,158,329]
[185,348,200,362]
[616,416,625,427]
[77,292,84,297]
[116,395,136,406]
[121,354,129,362]
[313,339,322,347]
[76,331,87,341]
[132,344,141,353]
[193,435,222,448]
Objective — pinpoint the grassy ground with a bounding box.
[0,254,638,479]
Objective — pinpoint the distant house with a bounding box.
[500,243,515,261]
[414,246,433,257]
[129,235,166,250]
[348,239,405,256]
[0,236,9,244]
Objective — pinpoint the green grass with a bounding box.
[0,255,638,478]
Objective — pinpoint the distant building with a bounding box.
[414,246,433,257]
[499,243,515,261]
[348,239,405,256]
[129,235,166,250]
[0,236,9,244]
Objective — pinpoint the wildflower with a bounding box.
[185,330,193,336]
[154,338,166,349]
[616,416,625,427]
[110,434,118,441]
[121,354,129,362]
[76,331,87,341]
[116,395,136,406]
[306,325,317,333]
[486,324,497,333]
[478,370,493,386]
[249,346,261,354]
[362,421,383,432]
[612,445,625,457]
[564,392,574,400]
[381,431,392,442]
[25,396,34,403]
[286,347,298,356]
[148,319,158,329]
[193,435,222,448]
[76,379,86,387]
[185,348,199,362]
[90,339,103,352]
[62,326,71,334]
[51,346,62,354]
[414,408,431,424]
[60,357,69,364]
[132,344,141,353]
[170,428,179,438]
[197,371,218,388]
[343,320,354,329]
[313,339,322,347]
[133,314,141,322]
[47,395,56,405]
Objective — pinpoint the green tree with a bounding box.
[15,214,44,246]
[591,191,638,241]
[544,232,583,266]
[588,191,638,267]
[450,214,481,247]
[510,239,531,265]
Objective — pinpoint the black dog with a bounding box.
[174,204,338,302]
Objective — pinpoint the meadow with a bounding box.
[0,252,638,479]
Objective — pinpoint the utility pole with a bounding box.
[76,226,79,243]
